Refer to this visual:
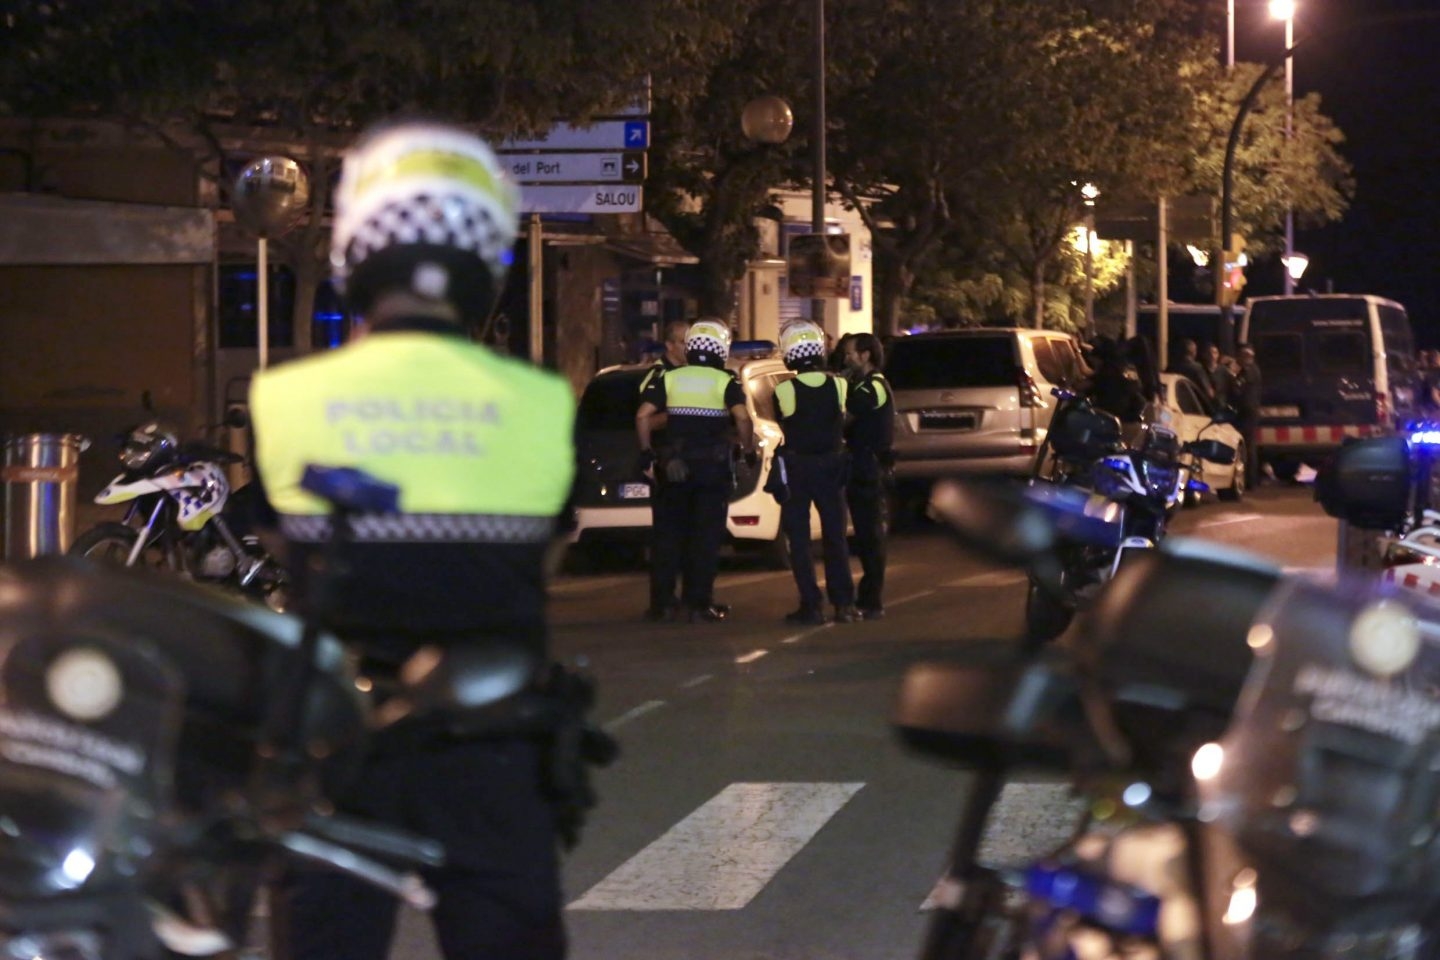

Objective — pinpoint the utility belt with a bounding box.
[362,653,618,850]
[656,437,733,484]
[847,447,896,487]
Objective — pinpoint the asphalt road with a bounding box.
[363,483,1337,960]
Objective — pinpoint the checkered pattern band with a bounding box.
[280,512,556,544]
[669,407,729,417]
[784,338,824,363]
[337,193,510,288]
[685,334,729,360]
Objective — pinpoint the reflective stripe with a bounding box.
[280,511,556,544]
[1258,424,1384,446]
[669,406,729,417]
[663,366,732,413]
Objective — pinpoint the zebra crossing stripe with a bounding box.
[567,782,865,911]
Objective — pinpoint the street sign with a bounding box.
[1094,195,1215,244]
[503,151,646,184]
[498,121,649,152]
[521,184,644,215]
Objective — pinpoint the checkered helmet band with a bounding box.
[686,320,731,360]
[336,192,512,288]
[781,322,826,364]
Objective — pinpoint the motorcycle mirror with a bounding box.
[1210,407,1237,426]
[1184,439,1236,465]
[1314,435,1412,529]
[225,405,250,430]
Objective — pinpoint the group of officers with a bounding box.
[635,318,894,626]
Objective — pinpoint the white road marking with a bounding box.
[568,782,865,910]
[942,570,1027,588]
[680,674,714,689]
[919,781,1087,911]
[734,649,770,664]
[602,700,666,731]
[716,571,791,588]
[1195,513,1263,528]
[780,623,834,644]
[890,589,936,606]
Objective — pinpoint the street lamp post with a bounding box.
[1081,183,1099,330]
[1271,0,1297,295]
[812,0,827,327]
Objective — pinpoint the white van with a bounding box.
[1239,294,1417,473]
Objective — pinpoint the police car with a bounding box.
[567,341,821,568]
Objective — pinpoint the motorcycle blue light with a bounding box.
[1186,479,1211,493]
[1410,430,1440,446]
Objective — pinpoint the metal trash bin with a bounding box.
[3,433,90,561]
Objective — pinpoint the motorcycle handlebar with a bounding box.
[278,831,437,911]
[301,811,445,868]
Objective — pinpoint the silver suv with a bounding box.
[887,328,1087,477]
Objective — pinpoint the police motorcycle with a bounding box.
[896,477,1440,960]
[1025,388,1235,641]
[68,421,290,611]
[0,466,614,960]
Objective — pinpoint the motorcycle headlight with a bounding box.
[0,770,122,899]
[4,930,103,960]
[118,423,177,471]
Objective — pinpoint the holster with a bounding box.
[532,662,620,850]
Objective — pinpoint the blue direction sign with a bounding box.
[499,121,649,152]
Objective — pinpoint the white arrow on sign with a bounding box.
[505,153,638,184]
[521,184,643,215]
[499,121,648,152]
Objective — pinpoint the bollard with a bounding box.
[2,433,90,561]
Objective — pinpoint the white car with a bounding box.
[567,345,822,569]
[1157,372,1246,502]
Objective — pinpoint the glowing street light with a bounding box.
[1282,252,1309,282]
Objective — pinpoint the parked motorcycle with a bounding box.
[0,465,613,959]
[68,421,290,610]
[899,477,1440,959]
[1025,389,1235,641]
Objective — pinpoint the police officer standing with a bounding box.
[636,319,754,622]
[250,120,577,960]
[774,322,857,625]
[843,332,893,620]
[640,319,688,619]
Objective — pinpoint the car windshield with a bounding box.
[577,370,648,431]
[886,336,1017,389]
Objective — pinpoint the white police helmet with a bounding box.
[330,119,520,321]
[780,321,826,367]
[685,318,733,365]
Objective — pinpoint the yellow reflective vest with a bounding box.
[250,332,575,527]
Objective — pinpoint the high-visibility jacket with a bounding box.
[249,326,574,649]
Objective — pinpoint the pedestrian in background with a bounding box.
[843,332,893,620]
[1203,342,1236,411]
[639,320,689,619]
[636,319,755,622]
[774,321,857,625]
[1236,343,1263,484]
[1167,337,1213,402]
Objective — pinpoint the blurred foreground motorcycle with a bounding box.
[0,466,613,959]
[68,421,289,610]
[896,477,1440,960]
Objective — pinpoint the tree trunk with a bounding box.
[874,256,916,336]
[699,259,738,321]
[1030,260,1046,329]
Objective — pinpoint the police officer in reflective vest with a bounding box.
[635,319,754,622]
[843,332,894,620]
[774,322,858,625]
[250,120,577,960]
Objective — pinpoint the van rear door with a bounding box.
[1246,297,1379,451]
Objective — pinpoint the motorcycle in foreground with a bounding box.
[1024,389,1235,641]
[0,466,613,959]
[68,421,289,610]
[897,477,1440,960]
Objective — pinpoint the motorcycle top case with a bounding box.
[1049,402,1123,462]
[0,558,369,826]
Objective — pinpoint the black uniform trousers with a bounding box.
[271,736,564,960]
[1238,413,1260,482]
[781,451,854,610]
[846,451,889,610]
[650,458,731,609]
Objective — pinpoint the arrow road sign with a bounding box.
[498,121,649,152]
[521,184,644,215]
[503,151,647,184]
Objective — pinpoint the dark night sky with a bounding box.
[1231,0,1440,344]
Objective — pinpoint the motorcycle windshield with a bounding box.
[1196,576,1440,932]
[0,768,125,899]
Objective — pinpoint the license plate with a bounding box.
[919,411,977,431]
[1260,405,1300,418]
[620,482,650,500]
